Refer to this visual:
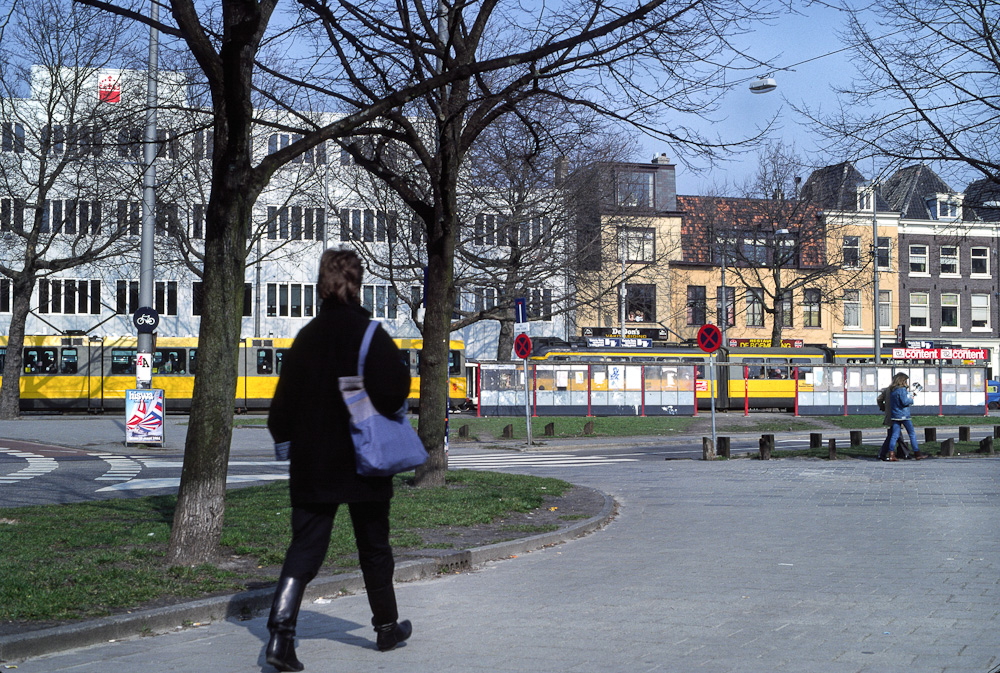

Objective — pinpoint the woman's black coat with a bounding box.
[267,301,411,506]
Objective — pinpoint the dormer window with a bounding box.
[858,189,874,211]
[926,193,962,220]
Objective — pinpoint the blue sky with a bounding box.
[668,2,862,195]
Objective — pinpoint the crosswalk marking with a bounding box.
[0,447,59,484]
[448,453,638,469]
[90,453,143,481]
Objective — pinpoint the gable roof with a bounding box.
[800,162,892,212]
[963,178,1000,222]
[881,164,955,220]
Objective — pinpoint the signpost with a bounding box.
[697,324,723,453]
[514,332,533,445]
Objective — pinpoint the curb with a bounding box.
[0,491,616,663]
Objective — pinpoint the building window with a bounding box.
[0,278,10,313]
[927,198,959,219]
[339,208,394,242]
[117,200,141,237]
[474,287,497,313]
[620,227,654,262]
[940,293,959,329]
[971,247,989,275]
[909,245,927,274]
[746,288,763,327]
[192,204,205,239]
[410,285,423,318]
[879,290,891,329]
[716,286,735,327]
[876,237,891,269]
[266,283,317,318]
[843,290,861,329]
[803,288,821,328]
[616,171,654,208]
[117,126,142,159]
[1,198,25,232]
[194,129,213,160]
[686,285,706,326]
[362,284,398,320]
[939,246,959,275]
[155,201,181,237]
[37,279,100,315]
[843,236,860,268]
[530,288,552,320]
[267,133,327,165]
[776,234,799,268]
[742,234,768,266]
[778,290,793,328]
[971,294,990,329]
[910,292,929,329]
[1,122,25,153]
[474,213,499,246]
[116,280,139,315]
[510,216,549,248]
[154,281,178,316]
[623,284,655,322]
[269,206,326,241]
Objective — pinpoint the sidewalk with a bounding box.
[3,444,998,672]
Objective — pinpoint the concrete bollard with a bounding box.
[994,425,1000,440]
[717,436,731,459]
[759,433,774,460]
[925,427,937,443]
[959,426,970,441]
[544,422,555,437]
[703,437,716,461]
[828,438,837,460]
[850,430,862,447]
[583,421,594,436]
[979,437,995,455]
[810,432,822,449]
[502,424,514,438]
[940,438,955,457]
[458,424,470,438]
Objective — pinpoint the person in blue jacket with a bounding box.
[885,373,929,461]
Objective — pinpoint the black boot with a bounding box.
[375,619,412,652]
[266,576,306,672]
[367,585,411,651]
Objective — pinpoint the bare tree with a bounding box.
[684,145,869,346]
[797,0,1000,187]
[0,0,143,418]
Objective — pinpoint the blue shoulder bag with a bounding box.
[339,321,428,476]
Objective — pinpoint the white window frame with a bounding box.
[971,293,990,331]
[362,284,399,320]
[939,246,959,276]
[971,247,989,277]
[940,292,960,331]
[620,227,655,263]
[909,292,929,330]
[909,245,928,275]
[266,282,317,318]
[879,290,891,329]
[842,290,861,330]
[842,236,860,268]
[876,237,891,270]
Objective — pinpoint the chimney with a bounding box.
[554,155,568,187]
[794,176,802,199]
[651,153,671,165]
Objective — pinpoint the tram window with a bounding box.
[111,348,137,375]
[0,347,5,370]
[257,349,274,375]
[795,365,811,380]
[154,349,186,374]
[61,348,78,374]
[189,350,197,374]
[24,348,58,374]
[449,350,463,375]
[766,359,788,380]
[743,358,765,380]
[276,349,289,375]
[398,349,411,371]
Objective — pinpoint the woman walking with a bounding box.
[265,249,413,671]
[885,372,929,461]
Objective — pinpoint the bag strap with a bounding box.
[357,320,380,378]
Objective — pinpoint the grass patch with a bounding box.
[824,415,993,429]
[0,470,569,624]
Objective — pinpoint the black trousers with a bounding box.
[278,500,398,623]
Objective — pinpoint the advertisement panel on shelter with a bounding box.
[125,389,165,445]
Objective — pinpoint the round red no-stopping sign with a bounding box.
[514,333,532,359]
[696,324,722,353]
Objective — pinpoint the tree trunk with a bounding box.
[0,276,34,420]
[496,318,515,361]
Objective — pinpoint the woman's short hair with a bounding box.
[317,249,363,304]
[891,372,909,389]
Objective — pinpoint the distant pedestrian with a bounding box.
[884,373,929,461]
[265,249,413,672]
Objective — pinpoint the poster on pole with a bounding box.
[125,388,165,446]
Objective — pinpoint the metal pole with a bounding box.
[137,0,158,388]
[710,352,717,448]
[620,254,626,340]
[523,357,532,446]
[872,173,881,363]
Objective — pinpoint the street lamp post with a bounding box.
[871,182,881,363]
